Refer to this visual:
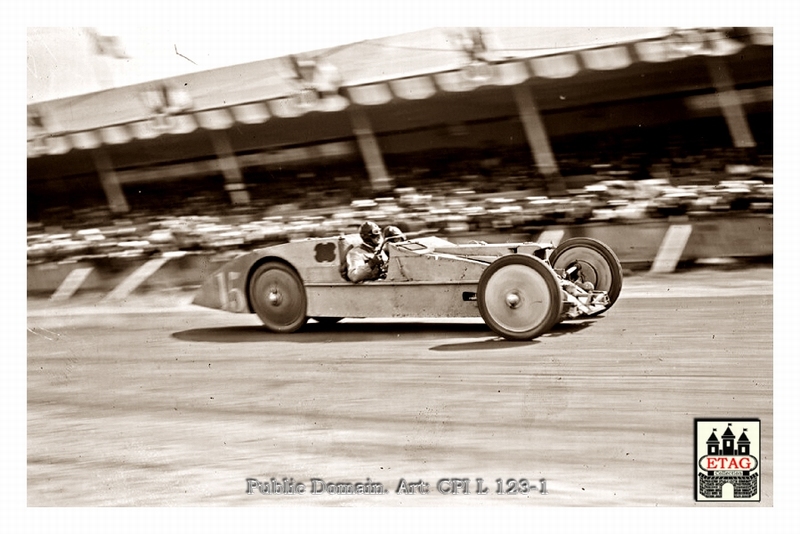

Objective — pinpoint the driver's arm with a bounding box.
[347,248,381,282]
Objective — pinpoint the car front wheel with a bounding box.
[477,254,563,341]
[549,238,623,309]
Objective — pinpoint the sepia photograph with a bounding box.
[15,1,794,528]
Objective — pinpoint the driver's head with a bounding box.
[382,225,406,243]
[359,221,382,249]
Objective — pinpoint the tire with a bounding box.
[549,238,623,309]
[248,262,307,333]
[477,254,563,341]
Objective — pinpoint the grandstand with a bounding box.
[27,27,773,224]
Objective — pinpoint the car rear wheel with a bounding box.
[249,262,307,333]
[477,254,563,341]
[549,238,623,309]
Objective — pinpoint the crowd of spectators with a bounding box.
[27,155,773,265]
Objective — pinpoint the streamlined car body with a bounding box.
[193,235,623,340]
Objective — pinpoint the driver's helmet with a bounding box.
[382,225,406,243]
[359,221,382,249]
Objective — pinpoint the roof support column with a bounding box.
[349,107,393,193]
[208,130,250,205]
[512,84,566,196]
[705,56,756,149]
[91,148,129,214]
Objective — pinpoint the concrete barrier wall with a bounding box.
[28,259,146,295]
[533,216,772,265]
[553,222,671,265]
[27,254,232,299]
[28,215,773,299]
[682,217,772,259]
[130,254,222,291]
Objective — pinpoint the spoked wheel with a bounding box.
[249,262,307,333]
[549,238,623,309]
[477,254,563,341]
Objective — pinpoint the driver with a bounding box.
[346,221,388,282]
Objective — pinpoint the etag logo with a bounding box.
[695,420,760,502]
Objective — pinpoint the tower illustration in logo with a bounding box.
[695,419,760,501]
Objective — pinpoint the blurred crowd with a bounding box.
[27,160,773,265]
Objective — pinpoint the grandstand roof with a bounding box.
[27,27,772,159]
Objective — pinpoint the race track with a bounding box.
[27,268,773,506]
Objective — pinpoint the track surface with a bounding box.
[27,268,773,506]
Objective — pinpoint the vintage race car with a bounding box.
[193,234,623,341]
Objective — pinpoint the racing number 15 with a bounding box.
[216,271,245,312]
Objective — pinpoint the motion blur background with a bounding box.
[26,26,773,268]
